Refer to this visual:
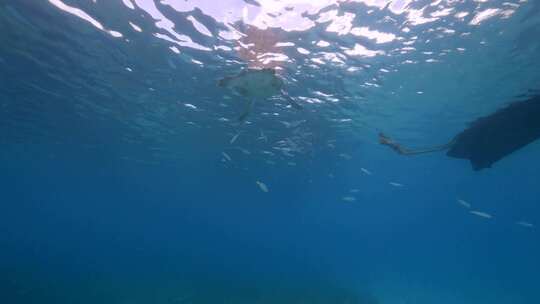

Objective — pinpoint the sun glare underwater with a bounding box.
[1,0,540,303]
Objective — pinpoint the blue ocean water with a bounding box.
[1,0,539,303]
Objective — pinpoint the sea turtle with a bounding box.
[218,68,302,121]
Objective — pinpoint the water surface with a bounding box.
[1,1,539,303]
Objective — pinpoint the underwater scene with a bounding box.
[1,0,540,303]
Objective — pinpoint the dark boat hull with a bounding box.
[447,95,540,170]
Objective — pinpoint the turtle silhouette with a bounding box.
[218,68,302,121]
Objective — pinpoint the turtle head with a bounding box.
[261,68,277,75]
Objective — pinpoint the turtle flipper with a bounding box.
[281,89,302,110]
[238,99,255,122]
[287,97,303,110]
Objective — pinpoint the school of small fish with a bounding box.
[256,181,269,193]
[230,132,241,144]
[360,168,372,175]
[469,210,493,219]
[457,199,471,209]
[516,221,534,228]
[221,151,232,162]
[218,125,534,233]
[455,197,536,229]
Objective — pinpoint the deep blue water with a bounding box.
[1,0,539,303]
